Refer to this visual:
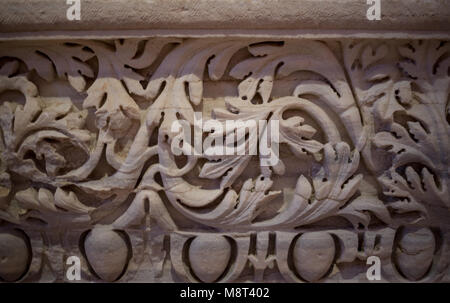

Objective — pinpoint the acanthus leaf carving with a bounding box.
[0,37,448,283]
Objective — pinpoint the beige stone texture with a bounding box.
[0,0,449,283]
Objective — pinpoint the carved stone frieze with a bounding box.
[0,38,448,282]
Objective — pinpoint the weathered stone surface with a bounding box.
[0,0,449,283]
[0,0,449,35]
[293,232,335,282]
[189,235,231,283]
[0,230,30,282]
[84,227,130,282]
[395,227,436,281]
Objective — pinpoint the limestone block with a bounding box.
[0,0,449,283]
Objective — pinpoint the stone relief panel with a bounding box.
[0,38,448,282]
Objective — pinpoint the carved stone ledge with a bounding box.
[0,2,449,283]
[1,0,450,36]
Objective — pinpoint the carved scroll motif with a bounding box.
[0,38,448,282]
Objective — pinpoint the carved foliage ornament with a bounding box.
[0,38,448,282]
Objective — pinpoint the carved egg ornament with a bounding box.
[188,234,231,283]
[0,230,31,282]
[293,232,335,282]
[84,227,130,282]
[395,227,435,281]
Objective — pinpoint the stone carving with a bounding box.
[83,226,131,282]
[0,38,448,282]
[292,232,335,282]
